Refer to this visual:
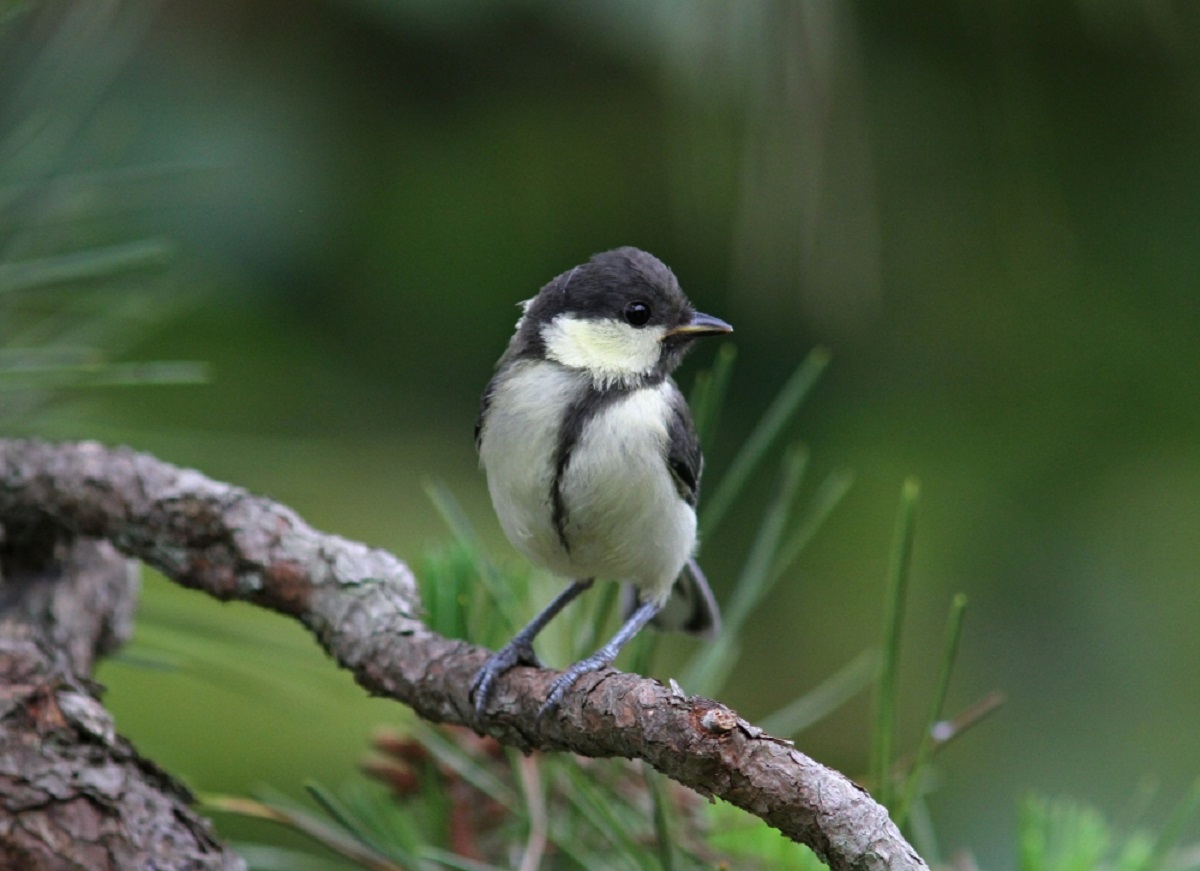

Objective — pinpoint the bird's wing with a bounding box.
[475,375,500,453]
[665,383,703,507]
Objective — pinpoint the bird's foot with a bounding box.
[536,650,617,723]
[471,639,542,726]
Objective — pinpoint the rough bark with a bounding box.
[0,438,927,871]
[0,516,245,870]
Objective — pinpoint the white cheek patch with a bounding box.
[541,315,666,388]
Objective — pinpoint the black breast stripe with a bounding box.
[550,383,631,554]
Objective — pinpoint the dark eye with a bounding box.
[624,301,651,327]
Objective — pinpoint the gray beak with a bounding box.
[668,311,734,338]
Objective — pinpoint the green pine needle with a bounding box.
[560,766,654,871]
[646,768,678,871]
[699,346,829,537]
[303,781,394,861]
[690,342,737,449]
[1141,777,1200,871]
[871,477,921,809]
[423,479,521,638]
[0,238,175,295]
[768,467,855,585]
[0,359,209,391]
[682,442,808,695]
[894,593,967,827]
[758,650,879,738]
[405,720,520,812]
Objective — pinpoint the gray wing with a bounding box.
[665,384,703,506]
[619,382,720,637]
[474,375,500,453]
[477,326,536,452]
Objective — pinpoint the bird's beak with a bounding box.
[667,311,734,338]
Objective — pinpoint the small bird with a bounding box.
[472,246,732,722]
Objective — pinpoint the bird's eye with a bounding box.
[624,301,651,327]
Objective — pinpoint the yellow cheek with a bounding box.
[542,316,665,385]
[576,329,633,368]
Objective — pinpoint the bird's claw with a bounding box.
[535,652,615,723]
[471,639,542,726]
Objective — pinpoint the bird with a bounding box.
[471,246,732,723]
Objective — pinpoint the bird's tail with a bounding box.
[621,557,720,639]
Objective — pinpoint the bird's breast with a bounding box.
[560,383,696,596]
[479,361,695,597]
[478,361,576,569]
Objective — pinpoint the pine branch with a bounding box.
[0,438,927,871]
[0,514,244,870]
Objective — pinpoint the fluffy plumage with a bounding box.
[472,246,731,722]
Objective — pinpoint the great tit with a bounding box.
[471,246,732,722]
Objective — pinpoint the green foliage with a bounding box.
[210,725,728,870]
[696,345,830,537]
[705,802,829,871]
[1017,789,1200,871]
[855,480,1006,863]
[0,239,209,433]
[0,4,206,434]
[871,478,920,810]
[756,649,877,738]
[894,593,967,829]
[683,347,853,696]
[416,537,505,647]
[1020,796,1127,871]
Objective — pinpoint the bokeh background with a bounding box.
[4,1,1200,866]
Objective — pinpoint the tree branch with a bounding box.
[0,438,927,871]
[0,513,245,870]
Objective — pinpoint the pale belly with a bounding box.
[479,363,696,603]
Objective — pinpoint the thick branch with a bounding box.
[0,439,927,871]
[0,517,245,870]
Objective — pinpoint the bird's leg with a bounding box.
[537,598,661,721]
[471,578,595,724]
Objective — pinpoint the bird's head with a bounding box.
[514,247,732,390]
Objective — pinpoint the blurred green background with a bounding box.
[4,0,1200,866]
